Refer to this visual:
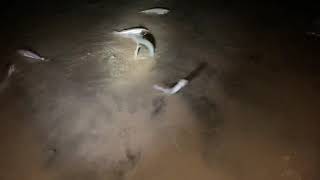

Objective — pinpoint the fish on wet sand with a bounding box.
[17,49,48,62]
[153,79,189,95]
[0,64,16,92]
[7,64,16,78]
[132,35,155,58]
[113,27,155,59]
[140,8,170,15]
[113,27,150,37]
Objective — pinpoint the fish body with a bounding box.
[140,8,170,15]
[132,36,155,58]
[153,79,189,95]
[0,64,16,92]
[17,49,47,62]
[170,79,188,94]
[7,64,16,78]
[113,27,149,37]
[113,27,155,59]
[306,32,320,37]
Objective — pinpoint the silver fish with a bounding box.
[153,79,189,95]
[17,49,47,62]
[7,64,16,78]
[140,8,170,15]
[0,64,16,92]
[113,27,150,37]
[113,27,155,59]
[132,35,155,58]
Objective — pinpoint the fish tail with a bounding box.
[42,57,50,61]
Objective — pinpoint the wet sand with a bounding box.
[0,0,319,180]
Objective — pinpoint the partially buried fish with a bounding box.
[113,27,155,59]
[132,35,155,58]
[17,49,48,62]
[140,8,170,15]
